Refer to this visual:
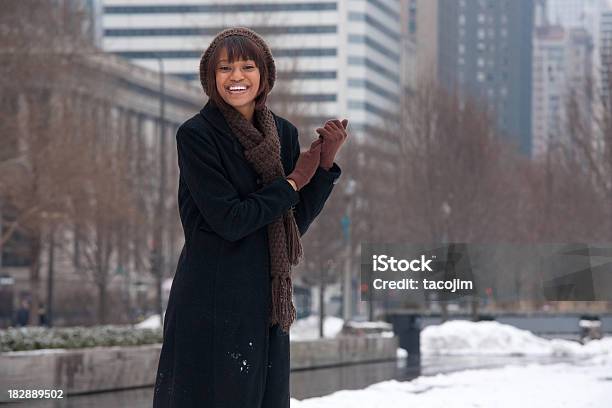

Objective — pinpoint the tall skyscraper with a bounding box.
[532,26,593,156]
[83,0,104,46]
[399,0,440,101]
[545,0,602,31]
[101,0,402,145]
[437,0,535,155]
[400,0,418,94]
[545,1,611,98]
[602,10,612,99]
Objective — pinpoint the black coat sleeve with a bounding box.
[290,125,341,236]
[177,124,300,242]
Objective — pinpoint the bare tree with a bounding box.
[561,67,612,242]
[396,79,516,244]
[0,0,99,325]
[0,1,148,325]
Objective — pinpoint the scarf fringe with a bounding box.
[285,211,303,265]
[270,275,297,333]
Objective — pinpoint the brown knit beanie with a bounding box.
[199,27,276,96]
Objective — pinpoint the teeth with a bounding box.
[229,86,247,91]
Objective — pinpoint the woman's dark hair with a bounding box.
[205,35,270,110]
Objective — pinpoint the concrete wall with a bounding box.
[0,335,398,401]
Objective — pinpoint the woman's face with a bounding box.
[215,47,261,114]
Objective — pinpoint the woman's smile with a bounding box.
[225,83,250,95]
[215,47,261,121]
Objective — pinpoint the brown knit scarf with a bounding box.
[216,101,301,333]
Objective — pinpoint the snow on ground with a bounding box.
[290,353,612,408]
[289,316,612,359]
[134,314,162,329]
[421,320,612,357]
[290,315,344,340]
[137,312,612,361]
[133,313,347,339]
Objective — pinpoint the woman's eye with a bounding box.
[244,65,255,70]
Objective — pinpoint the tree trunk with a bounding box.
[319,261,325,339]
[470,297,479,321]
[27,230,42,326]
[97,278,107,324]
[45,228,55,326]
[440,302,448,323]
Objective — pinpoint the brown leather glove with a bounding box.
[316,119,348,170]
[287,139,323,190]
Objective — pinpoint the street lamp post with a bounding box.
[440,201,451,322]
[0,199,3,277]
[341,179,356,322]
[151,56,167,328]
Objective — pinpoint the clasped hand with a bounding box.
[287,118,349,190]
[316,119,349,170]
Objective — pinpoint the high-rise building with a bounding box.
[414,0,439,84]
[436,0,535,155]
[544,1,612,99]
[83,0,104,46]
[545,0,602,32]
[399,0,440,98]
[602,10,612,99]
[400,0,418,94]
[532,26,593,156]
[101,0,402,146]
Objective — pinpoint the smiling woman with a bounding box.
[202,32,271,118]
[152,27,347,408]
[214,48,261,122]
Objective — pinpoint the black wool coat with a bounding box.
[152,101,341,408]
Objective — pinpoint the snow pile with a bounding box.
[135,314,162,329]
[290,355,612,408]
[133,313,347,340]
[290,315,344,340]
[421,320,612,357]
